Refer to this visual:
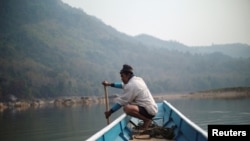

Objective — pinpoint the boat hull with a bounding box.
[86,100,208,141]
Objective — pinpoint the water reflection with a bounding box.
[0,103,122,141]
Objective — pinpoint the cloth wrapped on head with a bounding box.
[120,64,133,74]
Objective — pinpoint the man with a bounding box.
[102,64,158,129]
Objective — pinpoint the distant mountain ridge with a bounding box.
[135,34,250,58]
[0,0,250,101]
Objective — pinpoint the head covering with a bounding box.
[120,64,133,74]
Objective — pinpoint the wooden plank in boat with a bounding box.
[130,134,175,141]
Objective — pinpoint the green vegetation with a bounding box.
[0,0,250,101]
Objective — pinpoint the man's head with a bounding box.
[120,64,133,84]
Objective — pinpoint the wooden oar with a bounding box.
[104,86,110,125]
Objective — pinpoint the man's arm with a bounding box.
[110,82,123,89]
[102,81,123,89]
[105,103,122,118]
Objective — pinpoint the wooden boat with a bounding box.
[86,100,208,141]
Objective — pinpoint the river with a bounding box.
[1,98,250,141]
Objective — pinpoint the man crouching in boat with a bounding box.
[102,64,158,129]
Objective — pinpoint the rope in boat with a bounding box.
[131,120,176,140]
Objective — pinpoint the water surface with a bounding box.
[1,98,250,141]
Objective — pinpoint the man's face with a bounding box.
[120,73,129,84]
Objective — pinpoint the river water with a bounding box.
[0,98,250,141]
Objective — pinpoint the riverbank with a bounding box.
[154,87,250,100]
[1,87,250,112]
[0,95,116,112]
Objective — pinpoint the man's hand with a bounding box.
[102,80,110,86]
[104,110,111,119]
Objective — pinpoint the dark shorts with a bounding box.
[138,106,155,119]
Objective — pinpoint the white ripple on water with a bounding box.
[239,112,250,115]
[208,110,230,114]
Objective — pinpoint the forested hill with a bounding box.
[0,0,250,101]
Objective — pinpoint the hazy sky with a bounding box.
[61,0,250,46]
